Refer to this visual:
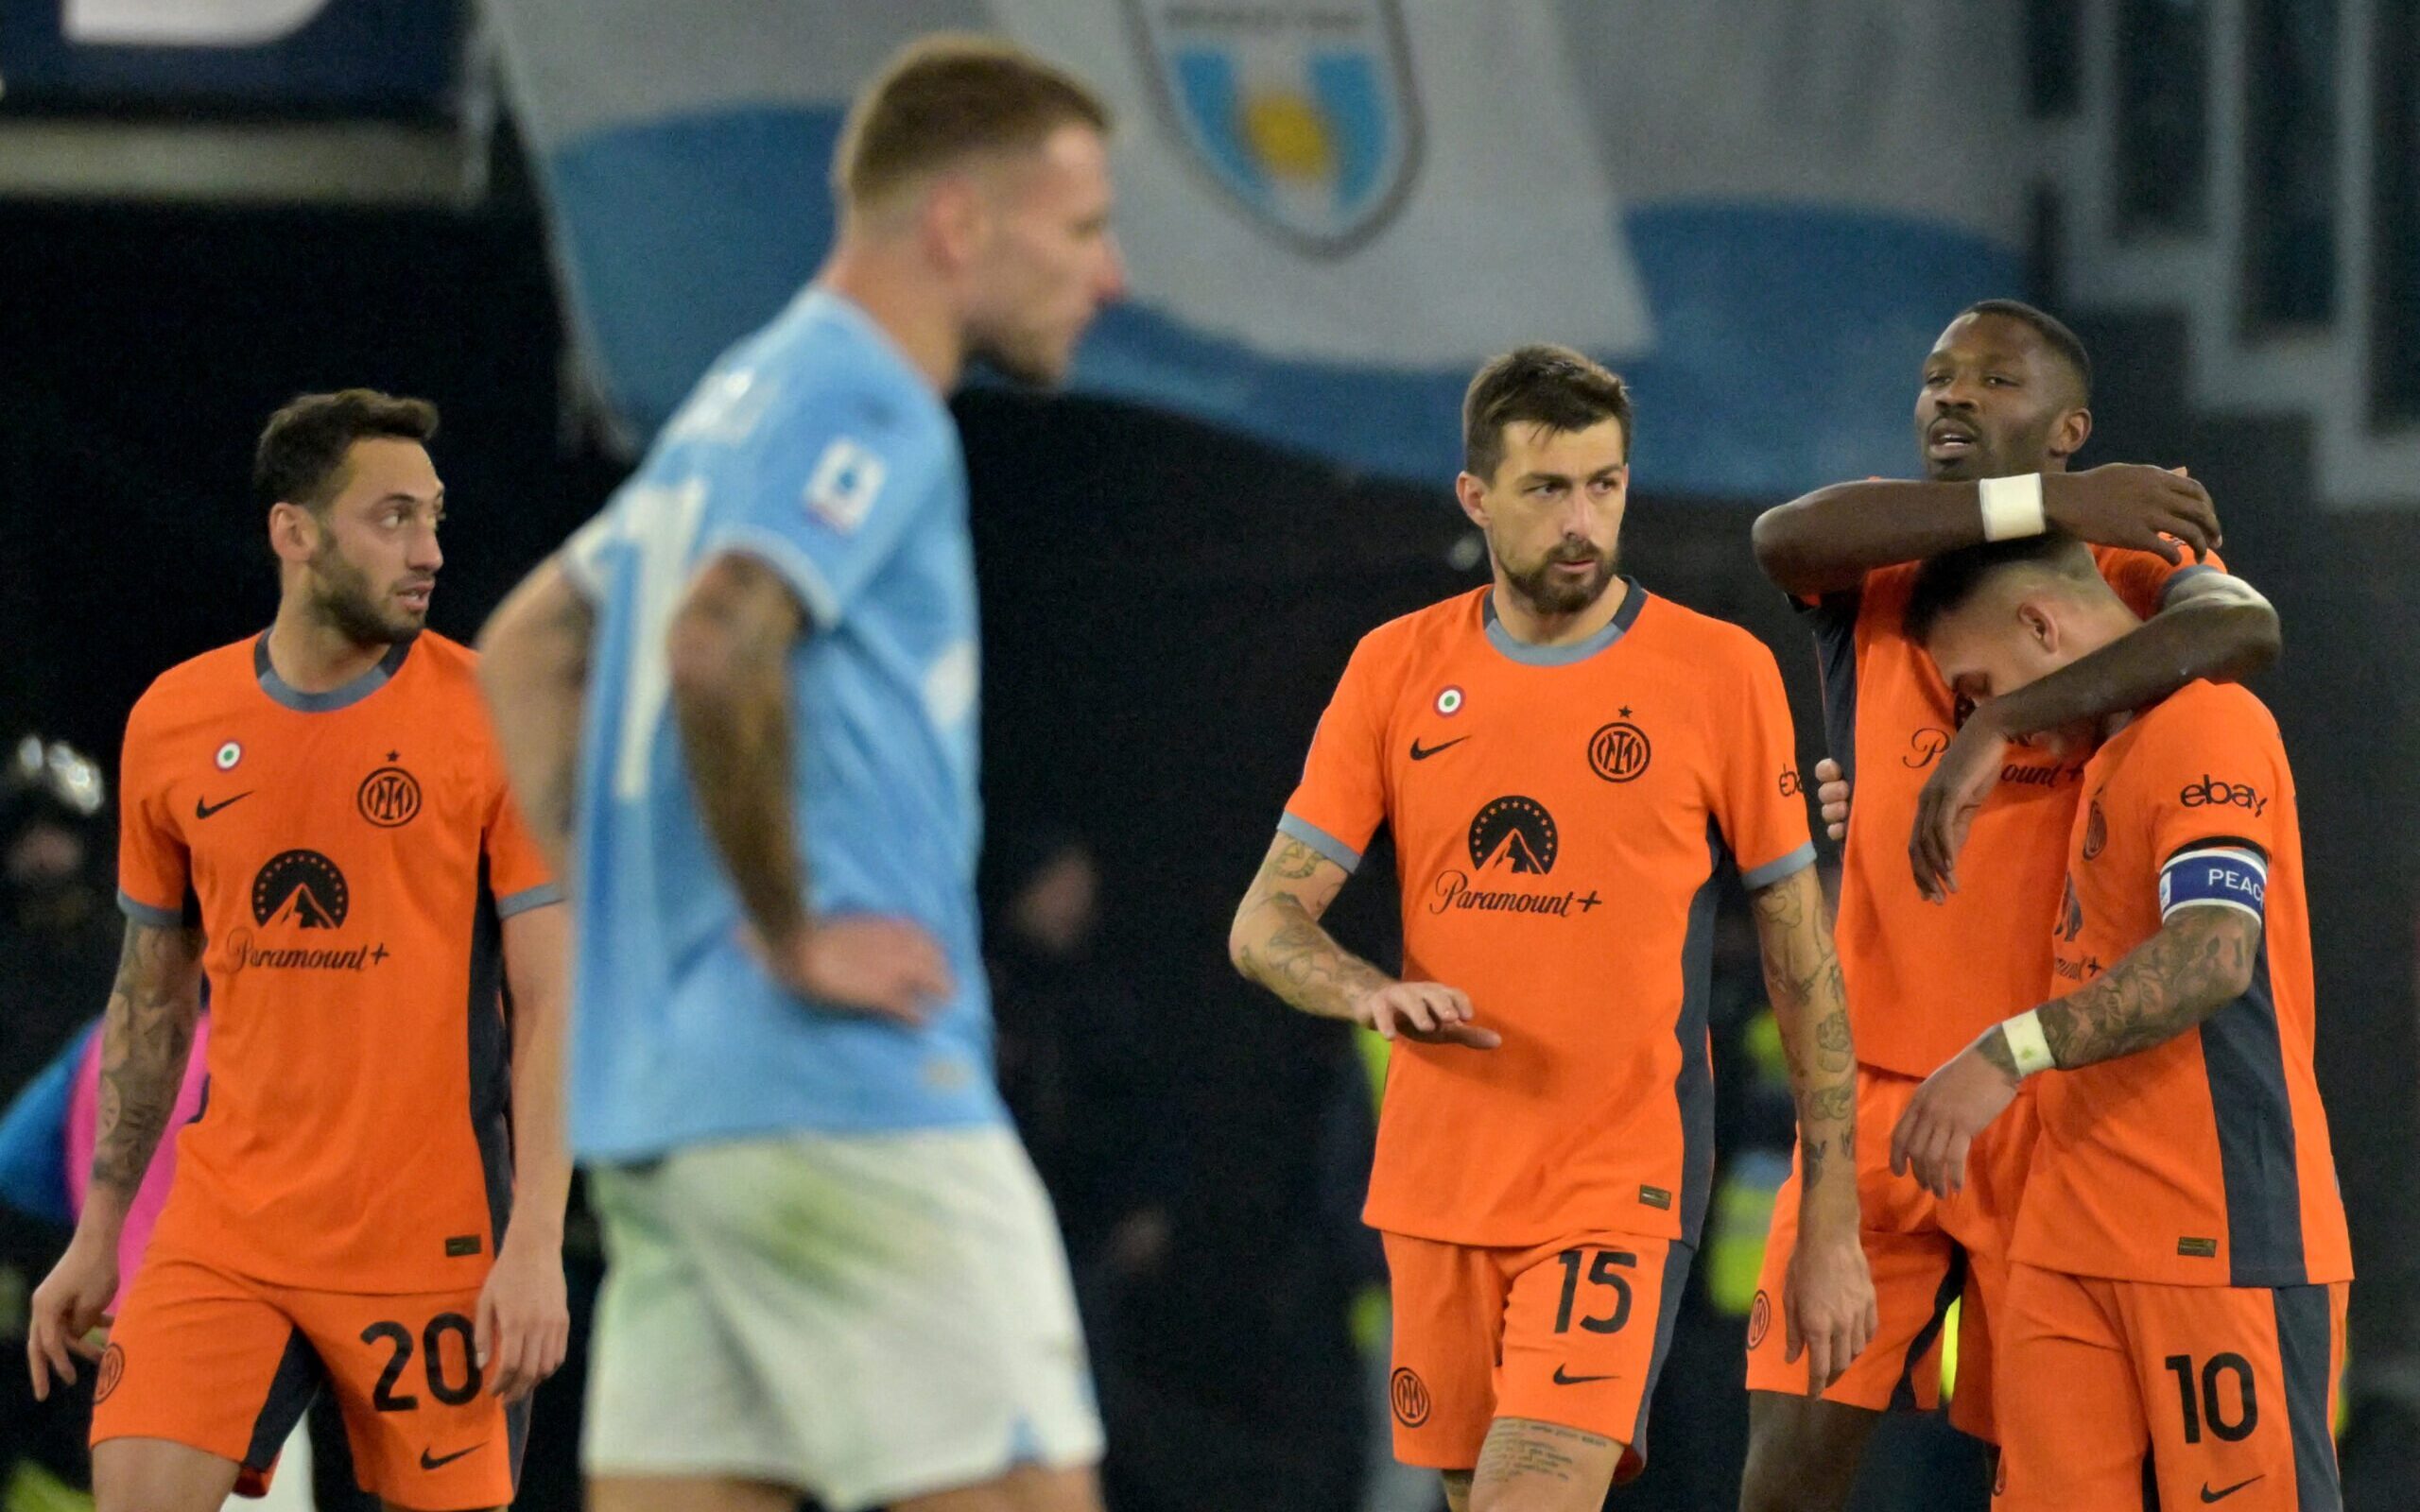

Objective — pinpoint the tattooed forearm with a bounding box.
[2038,906,2259,1070]
[671,557,811,950]
[1229,836,1388,1022]
[91,920,204,1203]
[1474,1418,1612,1488]
[1752,867,1858,1197]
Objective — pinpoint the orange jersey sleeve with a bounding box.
[2016,681,2347,1288]
[115,689,196,926]
[1280,633,1400,872]
[1712,641,1817,886]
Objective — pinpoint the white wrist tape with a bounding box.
[1979,472,2048,541]
[1999,1009,2056,1076]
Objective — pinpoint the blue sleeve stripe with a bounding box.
[2160,846,2268,921]
[117,890,182,929]
[496,883,566,919]
[1277,813,1362,875]
[1739,842,1818,891]
[709,524,842,628]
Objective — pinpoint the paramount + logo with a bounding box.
[226,850,391,974]
[2179,774,2268,817]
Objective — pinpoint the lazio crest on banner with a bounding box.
[1128,0,1421,256]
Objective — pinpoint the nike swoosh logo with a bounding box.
[2201,1477,2263,1503]
[195,792,252,819]
[1409,737,1469,761]
[420,1442,487,1470]
[1551,1366,1617,1385]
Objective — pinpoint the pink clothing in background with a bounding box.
[66,1016,210,1312]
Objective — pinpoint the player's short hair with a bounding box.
[1461,345,1634,483]
[835,35,1110,210]
[253,389,439,515]
[1958,299,2094,405]
[1904,529,2101,644]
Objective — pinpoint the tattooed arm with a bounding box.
[2031,903,2259,1068]
[476,554,596,883]
[1227,834,1497,1048]
[668,553,949,1022]
[1893,906,2258,1200]
[1749,865,1876,1389]
[28,918,204,1397]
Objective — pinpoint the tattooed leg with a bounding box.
[1468,1418,1622,1512]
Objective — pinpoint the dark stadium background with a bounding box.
[2,3,2416,1509]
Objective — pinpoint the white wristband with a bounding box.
[1999,1008,2056,1076]
[1979,472,2048,541]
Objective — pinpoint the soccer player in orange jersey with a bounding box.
[1228,347,1876,1512]
[1737,302,2282,1511]
[25,392,572,1512]
[1892,533,2349,1510]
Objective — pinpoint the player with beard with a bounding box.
[1229,345,1875,1512]
[1736,301,2279,1511]
[27,390,571,1512]
[473,37,1124,1512]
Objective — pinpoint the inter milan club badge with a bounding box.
[1588,708,1651,782]
[357,757,424,829]
[1434,686,1465,717]
[216,740,243,771]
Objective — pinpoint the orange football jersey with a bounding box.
[2012,680,2349,1287]
[1282,582,1814,1247]
[115,632,558,1293]
[1807,547,2222,1075]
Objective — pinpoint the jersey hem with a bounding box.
[574,1103,1011,1167]
[117,889,182,929]
[1739,842,1818,891]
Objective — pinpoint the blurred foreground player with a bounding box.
[1740,301,2277,1510]
[1894,534,2348,1510]
[475,36,1126,1512]
[1228,347,1875,1512]
[29,391,572,1512]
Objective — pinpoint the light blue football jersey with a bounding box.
[562,289,1001,1161]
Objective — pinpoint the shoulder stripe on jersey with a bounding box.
[2274,1285,2344,1506]
[1277,812,1361,875]
[1740,842,1817,892]
[116,890,182,930]
[1480,576,1650,666]
[1674,820,1724,1241]
[495,883,566,919]
[712,524,842,628]
[253,632,412,713]
[2158,562,2221,607]
[2200,936,2308,1286]
[1806,592,1861,785]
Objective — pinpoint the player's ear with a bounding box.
[267,500,320,565]
[1454,472,1492,529]
[923,174,985,276]
[2049,404,2092,463]
[2017,597,2057,651]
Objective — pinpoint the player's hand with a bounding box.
[1356,982,1500,1050]
[1782,1219,1876,1395]
[1814,758,1850,843]
[27,1229,115,1400]
[1909,715,2005,901]
[475,1228,569,1405]
[2042,462,2221,562]
[1890,1038,2023,1200]
[752,916,953,1025]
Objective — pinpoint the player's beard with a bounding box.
[1502,541,1619,618]
[307,541,417,647]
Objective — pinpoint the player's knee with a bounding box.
[1000,1461,1104,1512]
[1737,1392,1873,1512]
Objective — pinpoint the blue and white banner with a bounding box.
[488,0,2024,496]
